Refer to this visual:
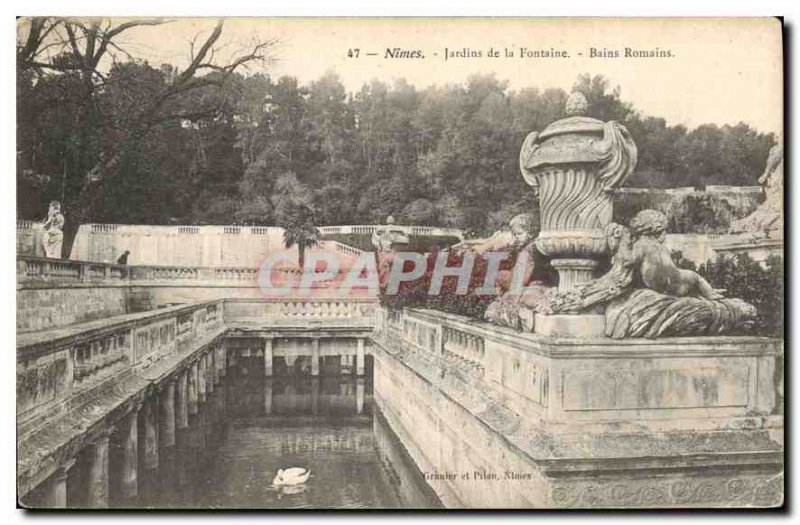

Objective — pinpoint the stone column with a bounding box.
[197,355,207,403]
[311,378,319,415]
[217,344,227,378]
[211,347,220,385]
[142,399,159,470]
[356,378,365,414]
[205,352,215,394]
[87,431,111,508]
[311,338,320,377]
[119,411,138,502]
[356,338,365,376]
[188,362,198,415]
[263,378,272,415]
[159,380,176,448]
[264,338,273,376]
[46,459,75,508]
[176,371,189,429]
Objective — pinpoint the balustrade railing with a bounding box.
[16,255,306,287]
[317,224,464,240]
[17,300,225,428]
[18,256,132,284]
[319,240,364,258]
[223,298,377,328]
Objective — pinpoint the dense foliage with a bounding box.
[697,254,784,337]
[379,249,511,319]
[378,247,555,319]
[19,33,775,247]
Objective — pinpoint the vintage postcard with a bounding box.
[16,17,783,509]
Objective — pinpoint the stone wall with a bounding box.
[17,286,130,333]
[70,224,284,267]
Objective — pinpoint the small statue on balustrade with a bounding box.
[41,201,65,259]
[546,209,757,338]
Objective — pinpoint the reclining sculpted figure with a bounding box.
[548,209,757,338]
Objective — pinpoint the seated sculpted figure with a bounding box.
[481,213,553,331]
[547,209,756,338]
[630,210,724,300]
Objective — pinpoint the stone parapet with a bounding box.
[371,306,784,508]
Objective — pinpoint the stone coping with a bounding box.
[18,297,377,357]
[401,307,782,357]
[16,300,223,355]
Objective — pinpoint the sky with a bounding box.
[20,17,784,134]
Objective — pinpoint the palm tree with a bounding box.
[280,201,320,268]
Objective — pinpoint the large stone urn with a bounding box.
[519,93,638,290]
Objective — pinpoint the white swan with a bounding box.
[272,467,311,486]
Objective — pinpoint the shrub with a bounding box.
[379,248,526,318]
[667,193,736,234]
[697,253,783,337]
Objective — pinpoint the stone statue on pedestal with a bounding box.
[731,134,783,236]
[373,216,411,290]
[42,201,65,259]
[371,215,409,253]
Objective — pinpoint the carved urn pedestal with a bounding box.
[520,95,637,293]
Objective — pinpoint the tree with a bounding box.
[17,17,277,250]
[272,174,319,267]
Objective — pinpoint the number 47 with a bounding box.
[347,48,360,58]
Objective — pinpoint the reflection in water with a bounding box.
[135,355,440,509]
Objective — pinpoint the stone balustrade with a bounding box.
[319,239,364,259]
[223,298,377,330]
[16,255,302,287]
[18,256,132,286]
[17,300,225,433]
[317,224,465,240]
